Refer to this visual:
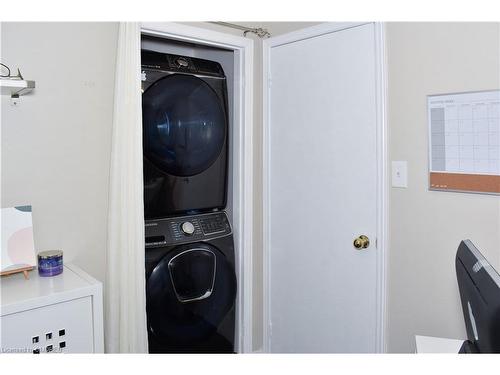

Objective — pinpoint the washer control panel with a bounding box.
[145,212,231,248]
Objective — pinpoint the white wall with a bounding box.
[386,22,500,352]
[1,22,119,283]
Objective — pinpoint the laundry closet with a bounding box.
[140,33,239,353]
[139,22,387,354]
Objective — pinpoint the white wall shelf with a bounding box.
[0,78,35,97]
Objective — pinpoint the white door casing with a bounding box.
[262,23,387,353]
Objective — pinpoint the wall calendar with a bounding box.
[428,90,500,194]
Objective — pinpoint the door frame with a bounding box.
[262,22,388,353]
[140,22,254,353]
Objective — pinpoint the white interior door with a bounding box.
[263,23,385,353]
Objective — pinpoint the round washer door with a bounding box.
[142,74,227,177]
[146,243,236,343]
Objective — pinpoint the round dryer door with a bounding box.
[142,74,227,177]
[146,243,236,344]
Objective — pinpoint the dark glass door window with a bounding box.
[142,74,226,177]
[147,243,236,343]
[168,249,216,303]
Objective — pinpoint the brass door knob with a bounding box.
[353,235,370,249]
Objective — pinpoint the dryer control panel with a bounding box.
[145,212,232,248]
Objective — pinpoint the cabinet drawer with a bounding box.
[1,296,94,353]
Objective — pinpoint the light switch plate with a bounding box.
[392,161,408,188]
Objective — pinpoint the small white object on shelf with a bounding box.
[415,335,465,353]
[0,263,103,353]
[0,78,35,97]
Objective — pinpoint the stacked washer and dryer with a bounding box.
[141,49,237,353]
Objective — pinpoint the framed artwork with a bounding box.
[1,205,37,277]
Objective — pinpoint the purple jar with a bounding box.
[38,250,63,277]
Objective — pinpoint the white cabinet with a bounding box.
[0,264,103,353]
